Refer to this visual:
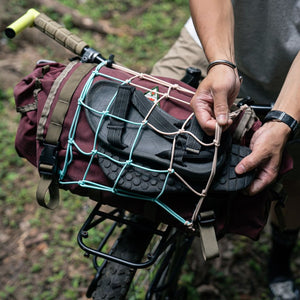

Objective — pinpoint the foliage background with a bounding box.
[1,1,300,299]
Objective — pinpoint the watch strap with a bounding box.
[263,110,298,136]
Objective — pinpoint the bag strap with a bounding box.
[108,86,208,165]
[132,89,180,133]
[16,65,51,114]
[37,60,78,141]
[105,85,181,149]
[198,210,219,260]
[107,85,136,148]
[185,116,204,153]
[36,62,96,209]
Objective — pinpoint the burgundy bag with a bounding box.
[14,60,276,250]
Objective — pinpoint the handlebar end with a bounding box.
[5,8,40,39]
[4,28,16,39]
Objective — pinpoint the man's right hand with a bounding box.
[190,64,241,135]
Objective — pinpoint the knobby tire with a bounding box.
[92,216,155,300]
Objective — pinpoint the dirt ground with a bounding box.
[1,2,300,300]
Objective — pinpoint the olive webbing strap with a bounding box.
[36,62,96,209]
[198,211,219,260]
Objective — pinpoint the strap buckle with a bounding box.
[198,210,216,227]
[196,210,219,260]
[38,142,59,176]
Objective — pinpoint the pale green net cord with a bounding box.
[58,61,243,229]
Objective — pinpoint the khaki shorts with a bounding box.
[151,27,300,227]
[151,27,208,80]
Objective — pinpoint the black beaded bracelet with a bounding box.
[263,110,298,138]
[207,59,237,73]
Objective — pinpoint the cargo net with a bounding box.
[59,61,228,228]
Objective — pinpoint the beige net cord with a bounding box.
[105,62,250,228]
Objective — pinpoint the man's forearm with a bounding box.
[273,51,300,122]
[189,0,235,63]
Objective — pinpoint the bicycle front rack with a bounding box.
[77,201,177,268]
[78,201,195,298]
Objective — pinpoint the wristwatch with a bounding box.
[263,110,298,138]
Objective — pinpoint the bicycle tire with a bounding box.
[92,216,155,300]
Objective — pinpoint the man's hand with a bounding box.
[190,65,241,135]
[235,122,291,195]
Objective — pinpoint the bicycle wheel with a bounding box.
[92,215,193,300]
[92,215,155,300]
